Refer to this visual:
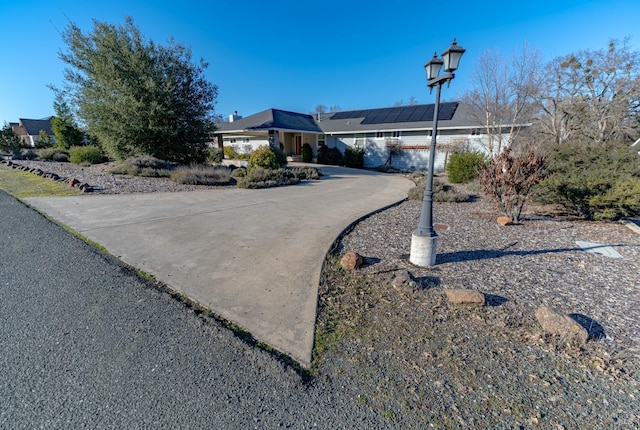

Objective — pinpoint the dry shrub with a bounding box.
[170,165,233,185]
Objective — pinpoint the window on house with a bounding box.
[391,131,401,138]
[376,132,384,139]
[242,137,250,143]
[354,134,365,148]
[229,138,237,144]
[318,135,326,146]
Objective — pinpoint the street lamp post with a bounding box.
[410,39,465,267]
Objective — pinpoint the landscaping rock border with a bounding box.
[1,159,93,192]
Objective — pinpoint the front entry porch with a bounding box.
[279,131,321,160]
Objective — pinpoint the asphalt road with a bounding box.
[0,191,391,429]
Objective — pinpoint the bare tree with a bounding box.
[392,96,419,107]
[463,44,543,156]
[537,38,640,145]
[313,104,327,115]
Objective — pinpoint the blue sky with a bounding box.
[1,0,638,124]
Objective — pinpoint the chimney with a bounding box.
[229,111,242,123]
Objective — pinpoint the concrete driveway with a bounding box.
[26,166,414,367]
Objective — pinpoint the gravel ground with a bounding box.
[9,160,232,193]
[314,195,640,428]
[8,160,640,427]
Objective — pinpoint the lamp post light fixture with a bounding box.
[409,38,465,267]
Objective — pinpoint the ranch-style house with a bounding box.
[214,102,511,171]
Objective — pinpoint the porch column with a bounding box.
[268,130,281,150]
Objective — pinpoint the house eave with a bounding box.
[216,127,323,135]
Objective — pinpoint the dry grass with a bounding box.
[0,165,81,198]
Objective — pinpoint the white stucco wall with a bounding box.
[327,129,510,171]
[223,136,268,154]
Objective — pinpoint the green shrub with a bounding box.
[248,145,279,171]
[0,122,24,156]
[273,145,287,167]
[207,147,224,164]
[535,139,640,220]
[344,147,364,168]
[22,150,38,160]
[236,167,298,189]
[129,155,174,170]
[223,146,239,159]
[109,156,174,177]
[289,166,322,180]
[38,147,70,162]
[236,166,322,188]
[302,143,313,163]
[446,151,484,183]
[231,167,247,178]
[408,173,469,202]
[69,145,105,165]
[53,153,69,162]
[317,143,343,165]
[170,165,233,185]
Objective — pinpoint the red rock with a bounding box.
[497,216,513,226]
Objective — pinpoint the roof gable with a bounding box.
[216,109,322,133]
[19,117,54,136]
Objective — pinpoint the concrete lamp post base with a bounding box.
[409,233,438,267]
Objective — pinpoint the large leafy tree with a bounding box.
[55,17,218,163]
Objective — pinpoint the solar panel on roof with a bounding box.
[329,103,458,125]
[397,106,418,122]
[385,111,402,122]
[407,105,429,122]
[330,112,349,119]
[437,102,458,121]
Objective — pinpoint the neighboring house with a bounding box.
[10,117,55,147]
[214,102,509,171]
